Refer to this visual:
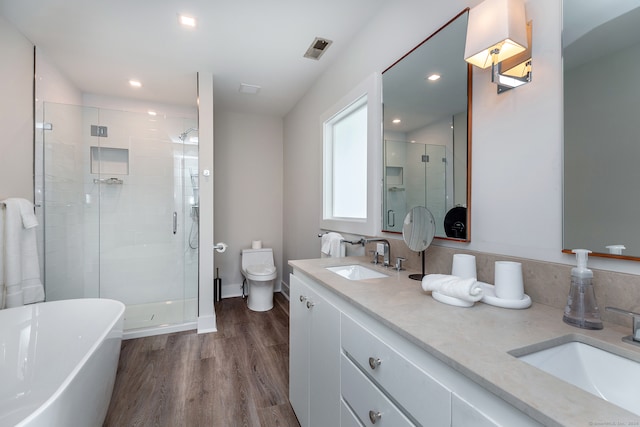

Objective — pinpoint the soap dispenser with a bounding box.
[563,249,603,330]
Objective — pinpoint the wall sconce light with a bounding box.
[464,0,532,94]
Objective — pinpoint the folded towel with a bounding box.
[2,198,45,306]
[321,232,345,258]
[421,274,483,302]
[17,199,38,229]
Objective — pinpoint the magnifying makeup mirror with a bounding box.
[402,206,436,281]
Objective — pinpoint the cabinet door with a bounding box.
[289,274,341,427]
[289,275,310,426]
[307,283,341,427]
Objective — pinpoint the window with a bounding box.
[326,96,367,219]
[321,73,381,235]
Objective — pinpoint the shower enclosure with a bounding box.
[36,102,199,338]
[383,140,448,236]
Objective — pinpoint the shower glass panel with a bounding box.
[383,140,448,236]
[40,102,198,336]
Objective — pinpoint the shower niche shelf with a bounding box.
[91,146,129,175]
[386,166,403,185]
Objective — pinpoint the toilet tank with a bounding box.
[241,248,274,269]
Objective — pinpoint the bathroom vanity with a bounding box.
[289,256,640,426]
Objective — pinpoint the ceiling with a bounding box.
[0,0,388,116]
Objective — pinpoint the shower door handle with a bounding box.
[173,212,177,234]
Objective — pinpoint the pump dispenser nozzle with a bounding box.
[572,249,592,278]
[563,249,603,330]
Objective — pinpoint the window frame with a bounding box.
[320,73,381,235]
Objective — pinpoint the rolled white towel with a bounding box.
[421,274,483,302]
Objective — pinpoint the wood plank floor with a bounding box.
[103,294,300,427]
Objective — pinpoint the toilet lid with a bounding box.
[246,264,276,276]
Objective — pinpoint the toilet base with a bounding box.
[247,280,274,312]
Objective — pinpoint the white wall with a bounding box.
[214,109,284,296]
[283,0,640,277]
[0,15,33,200]
[283,1,480,276]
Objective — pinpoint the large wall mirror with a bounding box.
[563,0,640,260]
[381,10,471,241]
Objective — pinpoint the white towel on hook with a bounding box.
[421,274,483,302]
[2,198,45,306]
[321,232,345,258]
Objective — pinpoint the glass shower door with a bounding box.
[94,108,197,331]
[41,102,198,334]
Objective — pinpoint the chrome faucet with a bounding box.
[605,306,640,345]
[363,238,391,267]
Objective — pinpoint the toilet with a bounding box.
[241,248,277,311]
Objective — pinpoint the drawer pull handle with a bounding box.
[299,295,306,302]
[306,300,315,309]
[369,410,382,424]
[368,357,382,370]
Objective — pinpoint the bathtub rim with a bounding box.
[12,298,125,427]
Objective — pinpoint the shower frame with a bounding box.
[35,102,199,338]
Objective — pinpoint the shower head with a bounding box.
[179,127,198,142]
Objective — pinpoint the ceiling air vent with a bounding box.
[304,37,333,60]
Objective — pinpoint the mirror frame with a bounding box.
[381,9,472,242]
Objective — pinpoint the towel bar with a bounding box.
[93,178,123,185]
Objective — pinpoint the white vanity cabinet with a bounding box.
[289,269,543,427]
[289,274,341,427]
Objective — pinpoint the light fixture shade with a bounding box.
[464,0,528,69]
[500,21,532,78]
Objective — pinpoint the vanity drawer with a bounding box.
[341,354,415,427]
[341,398,365,427]
[341,313,451,426]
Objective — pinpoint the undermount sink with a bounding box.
[514,339,640,416]
[326,265,389,281]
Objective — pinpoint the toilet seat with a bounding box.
[244,264,277,281]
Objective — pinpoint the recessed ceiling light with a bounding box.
[392,118,401,124]
[427,74,441,81]
[179,15,196,28]
[129,80,142,88]
[148,110,157,116]
[239,83,261,95]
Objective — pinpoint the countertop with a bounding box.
[289,256,640,427]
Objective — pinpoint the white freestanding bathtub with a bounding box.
[0,298,125,427]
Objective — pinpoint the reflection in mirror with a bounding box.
[563,0,640,260]
[402,206,436,281]
[382,10,471,241]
